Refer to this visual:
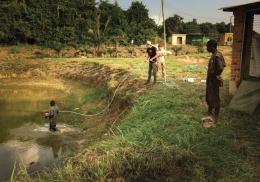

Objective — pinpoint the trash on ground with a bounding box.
[179,78,196,82]
[201,116,216,128]
[187,64,207,70]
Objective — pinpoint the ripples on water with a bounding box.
[0,87,75,181]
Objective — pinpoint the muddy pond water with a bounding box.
[0,86,77,181]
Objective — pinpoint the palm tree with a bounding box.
[89,15,111,57]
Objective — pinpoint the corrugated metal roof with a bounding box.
[219,1,260,12]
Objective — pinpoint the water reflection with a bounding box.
[37,134,62,159]
[0,87,73,181]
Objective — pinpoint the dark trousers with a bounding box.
[206,76,220,108]
[147,62,157,83]
[49,122,56,130]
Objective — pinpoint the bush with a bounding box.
[197,43,204,53]
[8,46,20,54]
[197,46,204,53]
[172,46,182,56]
[126,46,136,57]
[50,41,64,57]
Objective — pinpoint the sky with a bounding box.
[114,0,259,24]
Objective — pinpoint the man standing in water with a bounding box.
[144,41,159,84]
[45,100,59,131]
[206,40,226,123]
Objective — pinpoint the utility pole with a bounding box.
[229,16,233,47]
[162,0,166,50]
[162,0,167,83]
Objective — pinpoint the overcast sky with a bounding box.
[113,0,259,24]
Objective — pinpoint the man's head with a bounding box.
[146,41,152,48]
[207,40,217,53]
[50,100,55,106]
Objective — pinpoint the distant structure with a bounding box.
[168,33,219,46]
[168,34,186,45]
[186,33,218,46]
[219,33,233,46]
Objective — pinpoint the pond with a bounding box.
[0,86,77,181]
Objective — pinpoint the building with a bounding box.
[219,33,233,46]
[220,2,260,114]
[186,33,219,46]
[168,34,186,45]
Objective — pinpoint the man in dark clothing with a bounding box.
[144,41,159,84]
[206,40,226,123]
[45,100,59,131]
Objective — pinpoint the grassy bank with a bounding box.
[3,51,260,181]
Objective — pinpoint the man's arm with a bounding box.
[215,57,224,79]
[150,50,159,62]
[144,53,150,62]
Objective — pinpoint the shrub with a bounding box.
[126,46,136,57]
[172,46,182,56]
[197,46,204,53]
[8,46,20,54]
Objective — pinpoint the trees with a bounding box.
[182,19,200,34]
[1,0,234,48]
[165,14,184,37]
[88,14,111,56]
[0,0,158,48]
[199,22,217,34]
[125,2,157,45]
[216,22,228,34]
[98,0,127,52]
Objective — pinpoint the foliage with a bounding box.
[126,46,136,57]
[107,47,114,57]
[89,14,111,57]
[200,22,218,34]
[0,0,158,48]
[182,19,200,33]
[216,21,228,34]
[50,41,64,57]
[8,46,20,54]
[82,45,93,55]
[0,1,234,50]
[165,14,184,36]
[172,45,182,56]
[197,42,204,53]
[125,2,157,46]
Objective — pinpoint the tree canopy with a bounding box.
[0,1,233,46]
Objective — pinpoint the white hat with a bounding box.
[146,41,152,45]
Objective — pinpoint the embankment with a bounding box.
[0,59,145,137]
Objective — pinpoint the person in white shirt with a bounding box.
[156,44,166,78]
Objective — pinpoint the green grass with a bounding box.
[82,85,109,103]
[4,53,260,181]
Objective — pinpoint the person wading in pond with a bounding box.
[144,41,159,84]
[45,100,59,131]
[206,40,226,123]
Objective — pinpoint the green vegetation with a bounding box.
[82,85,109,104]
[0,1,156,47]
[172,45,182,56]
[0,1,232,49]
[4,51,259,181]
[8,46,20,54]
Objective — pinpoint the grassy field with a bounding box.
[2,47,260,181]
